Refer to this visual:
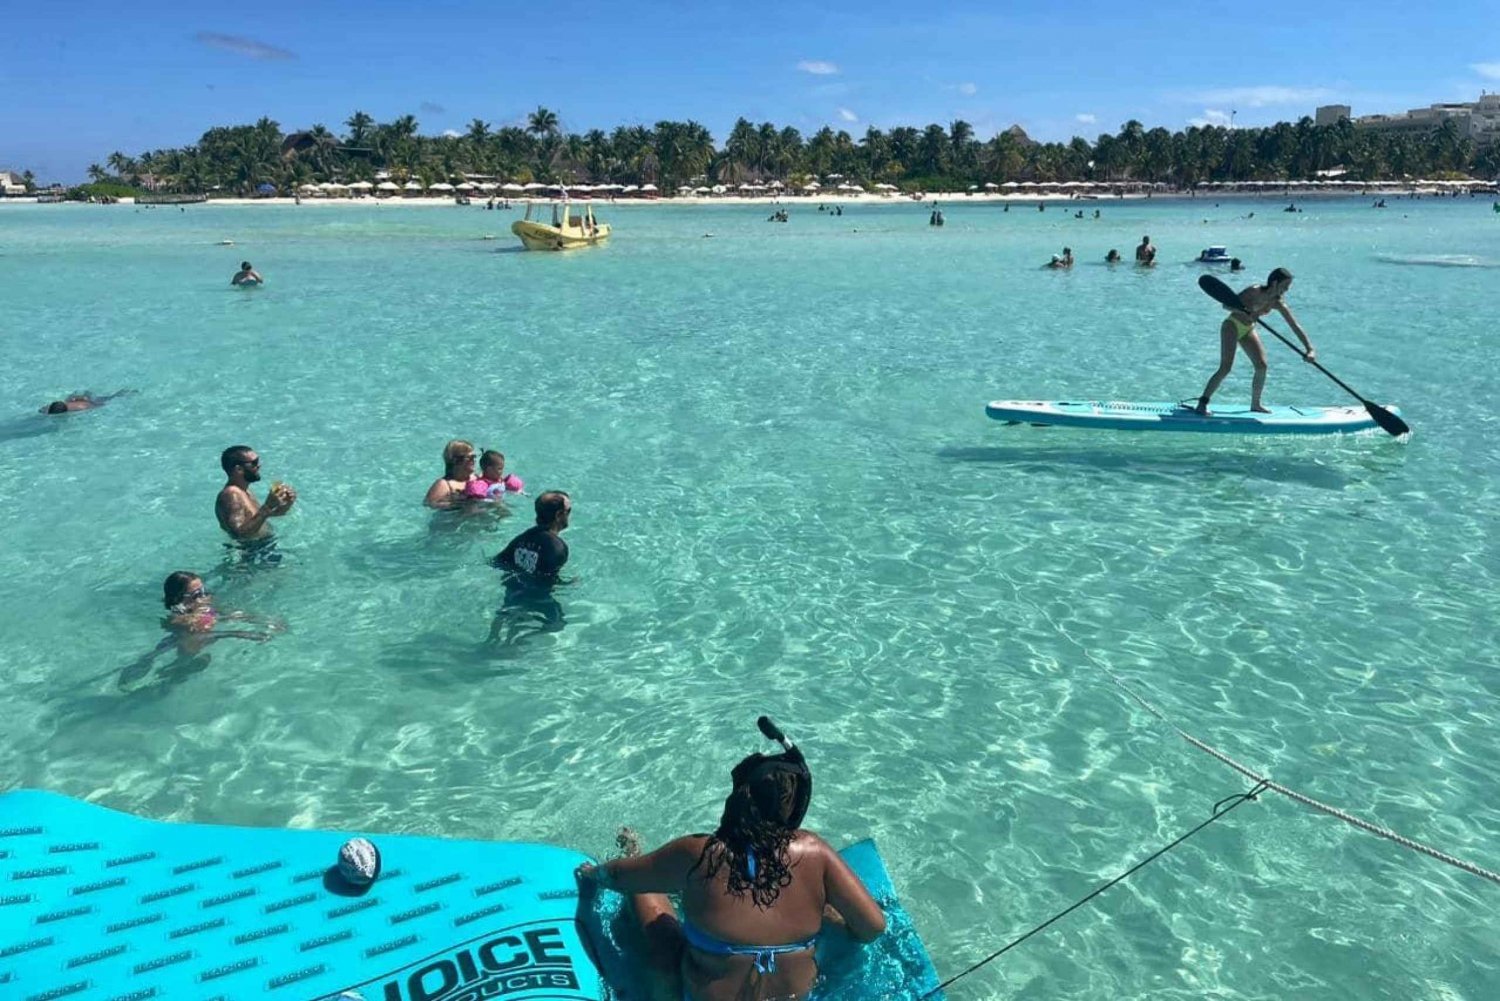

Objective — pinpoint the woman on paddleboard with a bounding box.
[1195,267,1316,415]
[576,720,886,1001]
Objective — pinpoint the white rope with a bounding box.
[1095,659,1500,887]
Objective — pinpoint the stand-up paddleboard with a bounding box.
[985,400,1400,435]
[1,790,942,1000]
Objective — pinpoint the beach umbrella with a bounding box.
[983,182,998,189]
[455,182,476,191]
[349,181,373,190]
[403,181,423,191]
[640,184,658,192]
[522,182,546,191]
[623,184,639,192]
[804,180,821,189]
[377,181,400,192]
[1001,181,1019,188]
[768,180,785,188]
[476,182,495,192]
[429,182,455,192]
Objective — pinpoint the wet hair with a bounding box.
[220,445,255,473]
[46,401,67,414]
[1063,247,1072,255]
[442,440,476,476]
[480,449,505,473]
[691,759,807,908]
[240,261,252,271]
[1268,267,1293,285]
[163,571,199,608]
[534,491,570,526]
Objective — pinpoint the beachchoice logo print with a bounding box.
[368,923,590,1001]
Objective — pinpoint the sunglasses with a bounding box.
[239,459,261,469]
[183,586,207,601]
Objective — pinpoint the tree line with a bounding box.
[84,106,1500,196]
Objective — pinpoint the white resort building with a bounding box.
[1316,94,1500,140]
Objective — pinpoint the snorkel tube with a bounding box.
[734,716,812,829]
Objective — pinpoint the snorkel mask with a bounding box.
[731,716,812,829]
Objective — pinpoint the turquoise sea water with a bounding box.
[1,195,1497,999]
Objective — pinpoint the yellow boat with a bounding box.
[510,200,611,251]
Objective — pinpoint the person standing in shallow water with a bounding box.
[231,261,262,285]
[489,491,574,642]
[1195,267,1316,415]
[215,445,296,540]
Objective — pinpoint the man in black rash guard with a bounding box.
[489,491,573,643]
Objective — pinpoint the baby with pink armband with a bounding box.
[463,449,524,501]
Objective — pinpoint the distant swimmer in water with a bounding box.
[1195,267,1316,416]
[41,388,135,414]
[425,439,477,509]
[215,445,296,541]
[117,571,282,688]
[231,261,263,286]
[1045,247,1074,269]
[1135,235,1156,266]
[1105,249,1122,263]
[1230,257,1245,272]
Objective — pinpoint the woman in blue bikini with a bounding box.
[577,721,886,1001]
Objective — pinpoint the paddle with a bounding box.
[1197,275,1409,437]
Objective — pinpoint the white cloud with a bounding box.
[1075,113,1097,124]
[1183,85,1334,108]
[838,107,858,123]
[193,32,295,61]
[797,60,839,75]
[1473,62,1500,80]
[442,129,462,138]
[957,82,977,96]
[1189,109,1234,128]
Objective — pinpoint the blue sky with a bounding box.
[3,0,1498,182]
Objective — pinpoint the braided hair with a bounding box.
[692,762,806,908]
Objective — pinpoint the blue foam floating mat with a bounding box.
[0,790,941,1001]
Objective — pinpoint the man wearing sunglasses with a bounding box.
[216,445,297,541]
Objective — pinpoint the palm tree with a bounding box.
[527,106,559,138]
[467,118,490,143]
[106,151,136,178]
[86,163,108,183]
[918,124,949,176]
[344,111,375,146]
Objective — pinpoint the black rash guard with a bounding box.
[495,526,568,588]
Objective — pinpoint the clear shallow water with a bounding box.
[1,195,1497,999]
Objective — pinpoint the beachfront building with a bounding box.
[1314,105,1351,127]
[0,170,29,196]
[1331,93,1500,141]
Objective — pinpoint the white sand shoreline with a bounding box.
[4,182,1489,209]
